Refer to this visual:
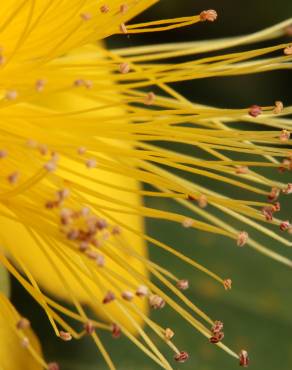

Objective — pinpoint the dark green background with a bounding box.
[12,1,292,369]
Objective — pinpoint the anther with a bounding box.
[7,171,19,185]
[96,218,108,230]
[80,207,90,217]
[119,62,130,74]
[80,13,92,21]
[103,291,115,304]
[84,80,93,89]
[39,144,48,156]
[273,101,283,114]
[121,291,134,301]
[51,152,60,162]
[21,337,30,348]
[182,218,193,228]
[85,249,98,260]
[120,4,129,14]
[100,4,110,13]
[144,92,156,105]
[282,183,292,194]
[74,79,85,87]
[237,231,248,247]
[149,294,165,309]
[268,187,280,202]
[280,221,290,231]
[56,189,70,202]
[35,79,46,92]
[280,129,290,142]
[236,166,249,174]
[79,241,89,252]
[211,320,223,334]
[198,194,208,208]
[248,105,262,117]
[16,317,30,330]
[0,149,7,158]
[165,328,175,340]
[112,225,121,235]
[285,25,292,36]
[77,146,87,155]
[284,45,292,55]
[48,363,60,370]
[85,159,97,168]
[120,23,128,34]
[136,285,148,297]
[112,323,121,338]
[176,279,189,290]
[209,331,224,343]
[5,90,18,100]
[59,331,72,341]
[44,161,57,172]
[199,10,218,22]
[272,202,281,213]
[26,139,38,148]
[261,206,272,222]
[84,321,95,335]
[96,254,105,267]
[239,349,249,367]
[223,278,232,290]
[0,54,5,66]
[174,351,189,363]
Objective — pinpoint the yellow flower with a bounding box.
[0,1,291,369]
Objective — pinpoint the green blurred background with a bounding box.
[12,1,292,370]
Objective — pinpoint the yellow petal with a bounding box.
[0,293,43,370]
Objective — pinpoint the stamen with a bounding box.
[100,5,110,14]
[144,92,156,105]
[120,4,129,15]
[237,231,249,247]
[111,323,121,338]
[121,291,134,301]
[59,331,72,341]
[48,363,60,370]
[165,328,175,340]
[174,351,189,363]
[223,278,232,290]
[273,101,283,114]
[5,90,18,100]
[282,183,292,194]
[85,159,97,168]
[279,129,290,142]
[103,291,116,304]
[16,317,31,330]
[267,187,280,202]
[80,13,92,21]
[120,23,128,34]
[21,337,30,348]
[35,79,47,92]
[149,294,165,309]
[176,279,189,290]
[280,221,290,231]
[284,45,292,55]
[239,349,249,367]
[119,62,131,74]
[7,171,20,185]
[136,285,149,297]
[199,10,218,22]
[248,105,262,117]
[84,321,95,335]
